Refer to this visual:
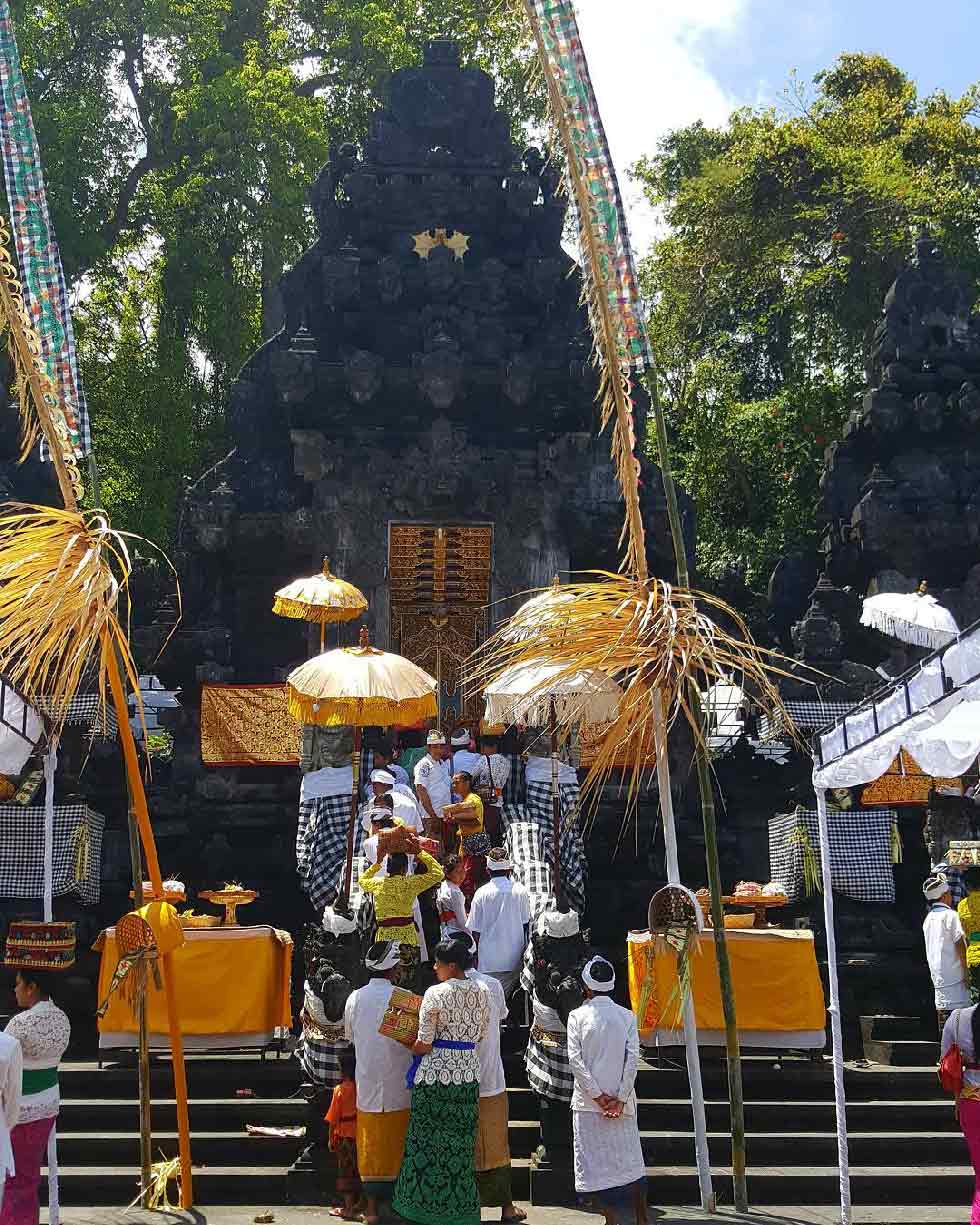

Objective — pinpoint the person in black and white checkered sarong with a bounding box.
[521,907,594,1171]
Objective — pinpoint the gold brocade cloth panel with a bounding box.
[200,684,301,766]
[860,749,962,806]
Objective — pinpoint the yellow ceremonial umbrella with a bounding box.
[273,556,368,651]
[287,627,437,909]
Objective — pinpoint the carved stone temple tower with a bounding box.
[821,232,980,642]
[177,38,675,720]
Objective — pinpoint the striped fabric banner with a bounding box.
[0,0,90,457]
[529,0,653,374]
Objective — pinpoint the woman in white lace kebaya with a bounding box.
[393,940,491,1225]
[1,968,71,1225]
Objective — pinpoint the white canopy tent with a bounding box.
[811,617,980,1225]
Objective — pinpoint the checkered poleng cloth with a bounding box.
[502,780,587,919]
[300,794,364,910]
[501,754,524,808]
[768,807,899,904]
[526,1025,575,1102]
[0,802,104,904]
[296,1035,348,1091]
[0,2,90,458]
[34,694,118,739]
[759,699,853,744]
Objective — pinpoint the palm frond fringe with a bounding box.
[467,573,801,817]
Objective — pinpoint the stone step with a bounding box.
[62,1054,944,1101]
[39,1157,977,1209]
[504,1088,956,1130]
[52,1131,301,1168]
[526,1161,976,1207]
[57,1098,306,1131]
[861,1014,929,1042]
[36,1166,290,1207]
[506,1121,966,1165]
[860,1039,941,1067]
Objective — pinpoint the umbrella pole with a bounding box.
[549,697,561,905]
[320,621,325,654]
[340,727,363,911]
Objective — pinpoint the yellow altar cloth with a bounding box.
[627,927,826,1049]
[95,924,292,1050]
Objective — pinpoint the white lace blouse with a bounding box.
[4,1000,71,1123]
[415,977,490,1087]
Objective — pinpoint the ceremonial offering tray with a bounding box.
[131,878,186,903]
[198,883,258,926]
[178,910,222,929]
[379,986,423,1047]
[947,841,980,866]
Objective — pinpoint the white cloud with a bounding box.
[573,0,745,257]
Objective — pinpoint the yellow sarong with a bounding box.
[357,1108,410,1188]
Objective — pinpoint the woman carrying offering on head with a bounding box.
[1,954,71,1225]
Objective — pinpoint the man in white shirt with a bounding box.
[344,942,413,1224]
[451,728,483,778]
[467,848,531,997]
[362,769,422,833]
[567,956,647,1225]
[923,871,970,1035]
[414,730,452,842]
[447,929,524,1224]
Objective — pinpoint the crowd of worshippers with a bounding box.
[355,728,525,986]
[317,730,647,1224]
[331,935,647,1225]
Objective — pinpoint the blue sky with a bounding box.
[574,0,980,255]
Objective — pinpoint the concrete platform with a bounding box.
[43,1206,976,1225]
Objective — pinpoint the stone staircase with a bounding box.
[860,1014,941,1067]
[42,1049,970,1217]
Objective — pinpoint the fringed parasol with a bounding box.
[861,587,959,650]
[483,656,621,904]
[273,556,368,652]
[287,627,437,909]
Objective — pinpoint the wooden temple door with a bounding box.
[387,523,492,727]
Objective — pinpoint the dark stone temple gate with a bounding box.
[176,37,677,692]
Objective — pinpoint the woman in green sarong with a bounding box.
[393,939,491,1225]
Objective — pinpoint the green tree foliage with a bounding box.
[11,0,543,541]
[636,53,980,588]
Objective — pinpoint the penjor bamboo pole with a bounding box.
[646,372,748,1212]
[127,812,153,1198]
[653,693,715,1212]
[106,648,194,1208]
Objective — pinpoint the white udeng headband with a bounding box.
[365,942,401,972]
[582,955,615,992]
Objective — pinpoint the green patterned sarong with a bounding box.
[392,1081,480,1225]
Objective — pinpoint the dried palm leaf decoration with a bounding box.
[638,884,705,1028]
[467,572,798,816]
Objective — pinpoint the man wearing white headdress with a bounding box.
[344,942,414,1225]
[414,731,452,844]
[567,956,647,1225]
[451,728,483,778]
[362,768,423,834]
[467,848,531,997]
[923,871,969,1036]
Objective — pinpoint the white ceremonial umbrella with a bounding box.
[861,589,958,650]
[484,659,621,902]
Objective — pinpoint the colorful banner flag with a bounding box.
[0,0,90,458]
[530,0,654,374]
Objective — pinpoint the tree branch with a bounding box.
[294,71,338,97]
